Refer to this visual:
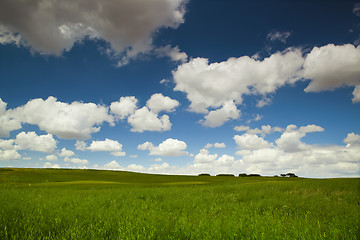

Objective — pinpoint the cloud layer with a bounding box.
[0,0,188,64]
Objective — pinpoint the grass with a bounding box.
[0,168,359,239]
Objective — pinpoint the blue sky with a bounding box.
[0,0,359,177]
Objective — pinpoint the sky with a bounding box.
[0,0,359,178]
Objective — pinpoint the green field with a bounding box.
[0,168,359,239]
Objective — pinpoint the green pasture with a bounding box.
[0,168,359,239]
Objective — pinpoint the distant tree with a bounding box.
[216,174,235,177]
[198,173,211,176]
[286,173,298,177]
[280,174,287,177]
[248,174,261,177]
[238,173,248,177]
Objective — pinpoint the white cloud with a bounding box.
[173,48,304,124]
[64,157,88,165]
[204,142,226,149]
[247,125,283,136]
[141,125,359,178]
[344,133,360,147]
[303,44,360,99]
[353,3,360,17]
[152,158,163,162]
[11,97,113,139]
[43,162,60,168]
[0,139,16,150]
[201,101,240,127]
[126,163,146,172]
[128,107,171,132]
[298,124,324,133]
[352,85,360,103]
[75,140,87,151]
[45,155,58,161]
[275,131,307,153]
[59,148,75,158]
[216,154,235,166]
[75,138,126,157]
[129,155,138,158]
[214,143,226,148]
[111,151,126,157]
[267,31,291,43]
[256,97,273,108]
[194,149,218,164]
[154,45,188,63]
[0,99,22,137]
[15,131,57,153]
[110,96,138,120]
[0,149,21,161]
[146,93,179,114]
[103,160,124,170]
[204,143,213,149]
[234,134,273,151]
[87,138,123,152]
[148,162,170,171]
[234,126,250,132]
[0,0,188,64]
[0,25,22,46]
[138,138,188,156]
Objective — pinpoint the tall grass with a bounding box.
[0,168,359,239]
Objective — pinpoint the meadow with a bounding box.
[0,168,359,239]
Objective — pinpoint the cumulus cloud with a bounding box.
[173,48,304,125]
[0,149,21,161]
[87,138,123,152]
[103,160,124,170]
[0,99,22,137]
[148,162,170,172]
[110,96,138,120]
[126,163,146,172]
[0,0,188,64]
[146,93,180,114]
[10,97,113,139]
[43,162,60,168]
[75,140,87,151]
[15,131,57,153]
[154,45,188,63]
[204,143,226,149]
[0,139,16,150]
[74,138,126,156]
[194,149,218,164]
[344,132,360,147]
[110,94,178,132]
[267,31,291,43]
[201,101,240,127]
[234,125,283,136]
[45,155,58,161]
[303,44,360,100]
[214,143,226,148]
[233,126,250,132]
[138,138,188,156]
[64,157,88,165]
[234,134,273,151]
[128,107,171,132]
[59,148,75,158]
[352,85,360,103]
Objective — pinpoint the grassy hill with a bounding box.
[1,168,359,239]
